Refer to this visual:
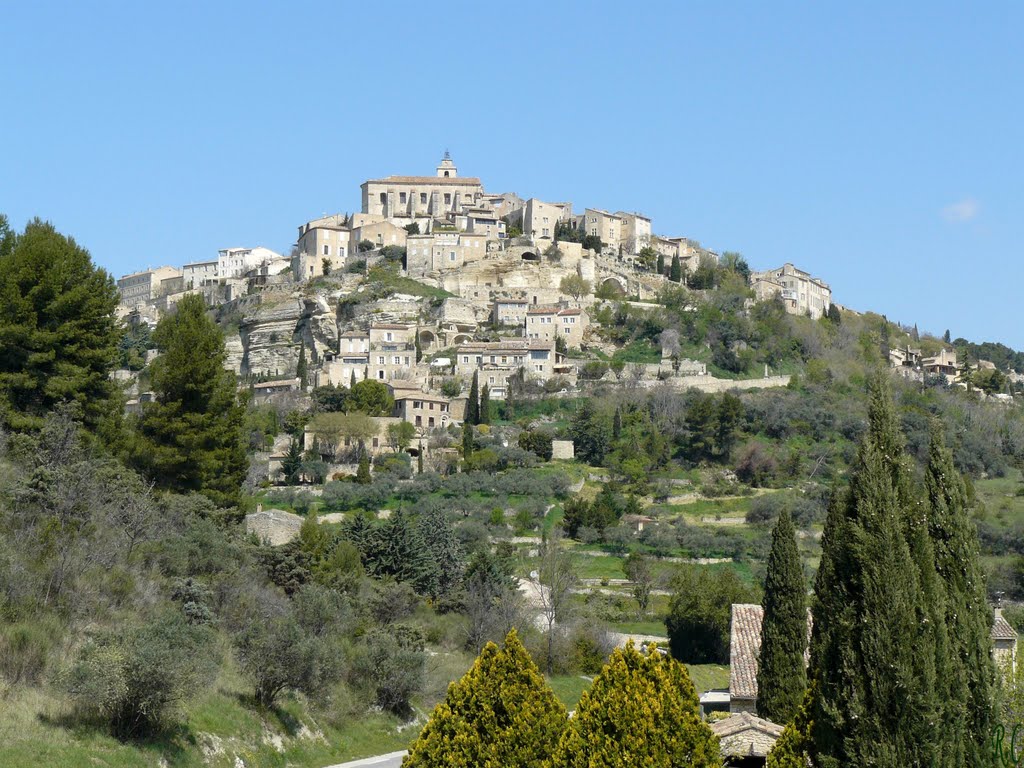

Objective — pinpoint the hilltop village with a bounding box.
[113,156,842,455]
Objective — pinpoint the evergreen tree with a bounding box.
[826,303,841,325]
[364,508,439,595]
[415,508,465,601]
[766,685,815,768]
[943,329,952,344]
[550,642,721,767]
[612,406,622,440]
[669,254,682,283]
[808,377,946,766]
[926,421,997,764]
[404,630,567,768]
[296,343,308,389]
[281,438,304,484]
[417,442,424,474]
[569,400,610,466]
[350,369,357,389]
[466,371,480,425]
[478,383,490,425]
[461,424,474,463]
[657,251,665,276]
[911,323,920,342]
[134,294,246,507]
[756,509,807,724]
[415,331,422,363]
[0,218,122,433]
[356,448,371,484]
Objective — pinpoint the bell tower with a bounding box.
[436,150,457,178]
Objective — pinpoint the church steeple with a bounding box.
[436,150,457,178]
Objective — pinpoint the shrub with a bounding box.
[355,626,426,716]
[62,613,218,738]
[0,618,61,685]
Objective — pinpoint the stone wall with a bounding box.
[551,439,575,460]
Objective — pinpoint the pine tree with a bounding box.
[0,218,122,434]
[356,448,371,484]
[926,420,997,764]
[657,251,665,276]
[296,343,308,389]
[134,294,246,507]
[466,371,479,425]
[478,383,490,425]
[550,642,721,767]
[808,376,946,766]
[669,254,682,283]
[404,630,567,768]
[756,509,807,724]
[364,508,439,595]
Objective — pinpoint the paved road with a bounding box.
[323,750,407,768]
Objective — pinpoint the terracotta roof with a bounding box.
[370,323,414,330]
[363,176,482,186]
[558,308,583,316]
[395,392,450,403]
[729,604,764,701]
[993,609,1018,641]
[710,712,784,758]
[527,305,560,315]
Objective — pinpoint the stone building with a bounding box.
[369,323,417,382]
[117,266,182,307]
[750,263,832,320]
[182,260,218,290]
[360,153,483,220]
[710,712,784,767]
[393,391,453,429]
[296,213,351,266]
[318,330,370,386]
[455,338,558,398]
[513,198,574,243]
[493,298,531,327]
[616,211,652,254]
[525,305,589,349]
[583,208,624,251]
[993,608,1018,672]
[217,246,285,279]
[922,348,959,378]
[406,231,488,277]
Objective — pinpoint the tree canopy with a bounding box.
[0,217,122,434]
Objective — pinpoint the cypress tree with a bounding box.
[657,251,665,276]
[466,371,479,425]
[478,384,490,425]
[404,630,567,768]
[134,294,246,507]
[756,509,807,724]
[612,406,622,440]
[350,369,357,389]
[355,448,371,484]
[461,424,474,463]
[808,376,946,766]
[669,254,682,283]
[550,642,720,767]
[926,420,997,764]
[417,442,424,474]
[296,343,308,389]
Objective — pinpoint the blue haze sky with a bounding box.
[2,2,1022,348]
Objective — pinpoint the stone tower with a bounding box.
[436,151,457,178]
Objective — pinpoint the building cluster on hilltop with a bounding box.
[114,154,843,472]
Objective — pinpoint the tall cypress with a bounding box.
[466,371,479,425]
[479,384,491,425]
[756,509,806,724]
[296,343,308,389]
[808,376,944,766]
[657,251,665,276]
[926,420,997,765]
[669,254,682,283]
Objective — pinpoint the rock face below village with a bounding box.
[240,297,304,377]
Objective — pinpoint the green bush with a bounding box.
[0,617,61,685]
[62,613,218,738]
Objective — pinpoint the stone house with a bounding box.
[993,608,1018,672]
[512,198,574,243]
[182,260,219,290]
[583,208,624,251]
[455,338,557,398]
[217,247,284,280]
[922,348,958,378]
[369,323,417,382]
[296,213,351,269]
[493,298,531,327]
[406,231,488,277]
[393,392,453,430]
[525,305,589,349]
[710,712,784,767]
[750,263,832,320]
[616,211,652,255]
[318,330,370,386]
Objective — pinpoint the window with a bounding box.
[429,402,434,410]
[386,332,393,341]
[372,438,379,448]
[462,356,469,363]
[399,192,407,204]
[420,193,427,204]
[444,193,451,204]
[414,400,421,408]
[380,192,386,204]
[450,252,456,261]
[416,415,422,426]
[323,244,329,255]
[378,371,385,379]
[428,416,435,426]
[378,356,385,365]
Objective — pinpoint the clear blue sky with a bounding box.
[2,2,1022,348]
